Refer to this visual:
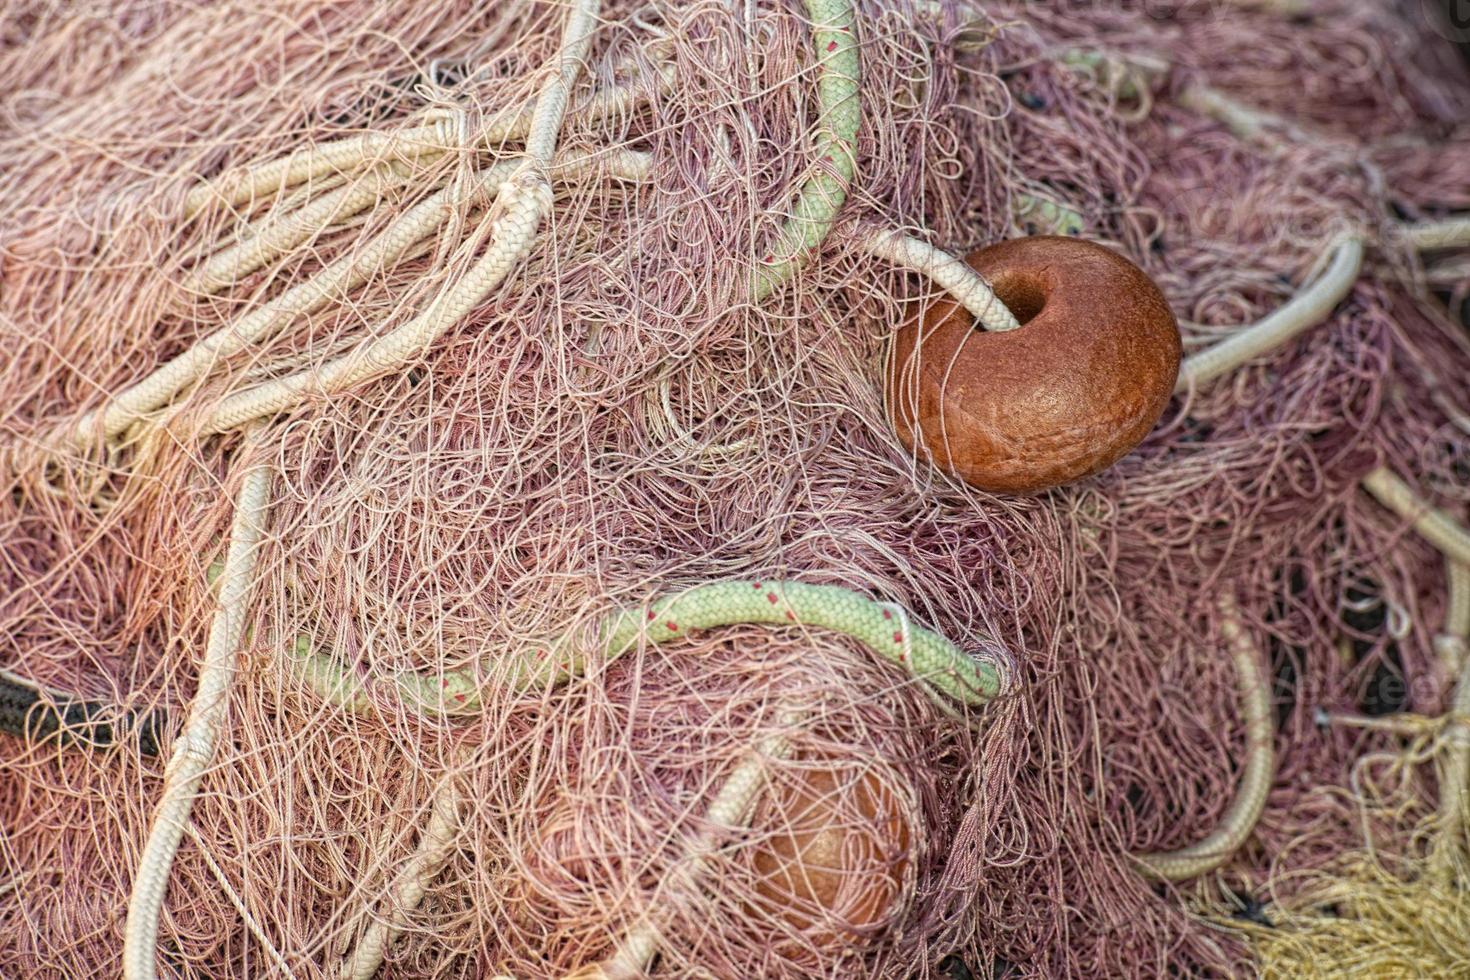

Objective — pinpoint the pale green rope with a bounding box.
[206,0,1001,722]
[749,0,860,301]
[636,0,861,463]
[287,580,1007,718]
[1131,593,1275,882]
[1012,192,1086,237]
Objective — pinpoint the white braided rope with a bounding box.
[188,163,414,293]
[179,55,663,219]
[194,0,605,436]
[70,149,647,449]
[182,119,455,219]
[597,709,802,978]
[1176,82,1317,147]
[852,226,1020,332]
[337,777,463,980]
[122,447,271,980]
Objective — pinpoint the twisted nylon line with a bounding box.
[290,580,1007,719]
[181,58,672,293]
[192,0,854,437]
[1131,593,1275,882]
[194,0,603,436]
[168,13,606,975]
[1175,234,1364,394]
[122,445,271,980]
[852,225,1020,331]
[1361,467,1470,567]
[1358,470,1470,878]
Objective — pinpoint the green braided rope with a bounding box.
[749,0,861,301]
[602,581,1004,704]
[281,580,1007,718]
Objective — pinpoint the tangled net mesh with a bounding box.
[1,0,1468,977]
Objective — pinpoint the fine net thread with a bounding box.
[0,0,1468,977]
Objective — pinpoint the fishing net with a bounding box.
[1,0,1468,977]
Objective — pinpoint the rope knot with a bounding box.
[487,167,553,239]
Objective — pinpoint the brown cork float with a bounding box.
[886,236,1181,494]
[748,766,911,955]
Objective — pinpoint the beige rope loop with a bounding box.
[66,171,471,450]
[1175,233,1364,394]
[420,103,470,149]
[641,373,754,461]
[1361,467,1470,568]
[1131,593,1275,882]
